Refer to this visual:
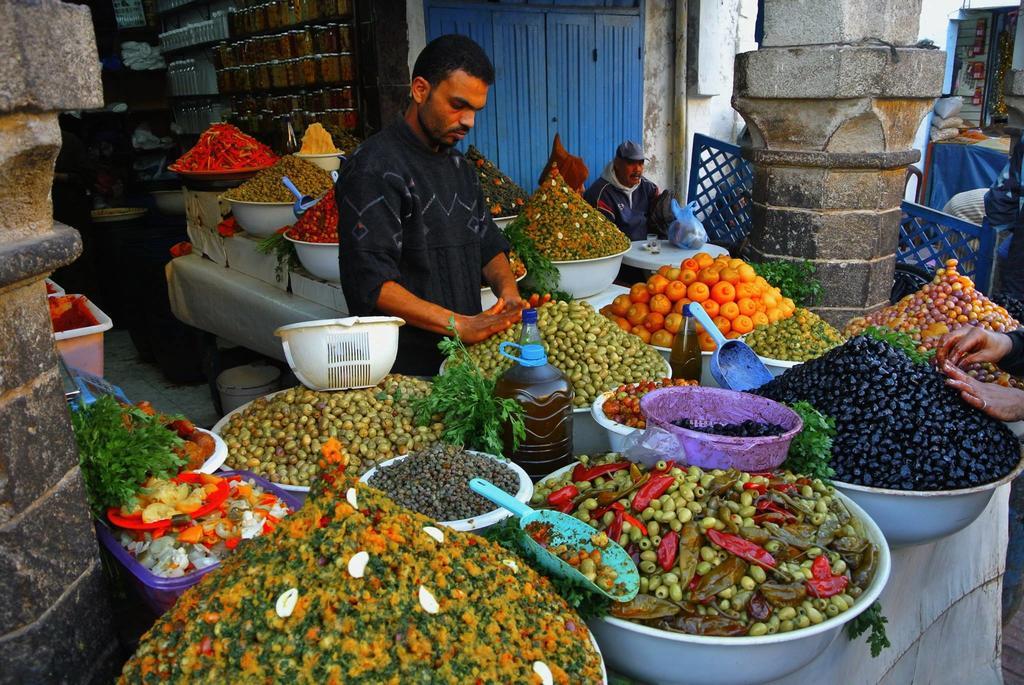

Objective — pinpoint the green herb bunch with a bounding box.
[71,396,186,517]
[862,326,936,365]
[413,320,526,457]
[784,401,836,483]
[483,518,612,621]
[752,260,823,307]
[846,601,891,657]
[502,214,572,301]
[256,230,299,282]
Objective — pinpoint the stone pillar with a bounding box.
[732,0,944,324]
[0,1,120,683]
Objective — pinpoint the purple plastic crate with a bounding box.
[640,386,802,471]
[95,470,303,615]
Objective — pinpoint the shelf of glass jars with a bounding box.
[216,53,355,94]
[215,22,352,69]
[228,0,353,40]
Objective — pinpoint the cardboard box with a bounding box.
[184,188,231,266]
[224,232,289,290]
[290,267,348,312]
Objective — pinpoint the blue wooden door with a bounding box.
[545,12,599,186]
[595,13,643,175]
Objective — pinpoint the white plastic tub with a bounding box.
[216,364,281,414]
[547,248,630,299]
[285,235,340,283]
[275,316,403,391]
[359,451,533,533]
[295,152,343,172]
[53,295,113,376]
[226,199,296,238]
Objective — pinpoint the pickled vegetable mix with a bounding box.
[466,145,528,218]
[532,455,881,639]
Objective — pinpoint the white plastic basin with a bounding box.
[548,248,630,299]
[285,235,340,283]
[226,199,296,238]
[833,452,1024,548]
[359,451,533,533]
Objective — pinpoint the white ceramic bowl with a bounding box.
[548,248,630,299]
[193,429,228,474]
[226,198,296,238]
[359,450,533,533]
[833,452,1024,548]
[150,190,186,215]
[285,235,340,282]
[537,463,891,685]
[754,353,801,378]
[295,152,342,172]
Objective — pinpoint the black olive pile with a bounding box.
[755,336,1021,491]
[671,418,787,438]
[367,443,520,522]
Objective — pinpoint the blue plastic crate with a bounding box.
[686,133,753,247]
[898,201,997,294]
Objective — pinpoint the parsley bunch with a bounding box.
[71,396,186,518]
[483,518,612,621]
[862,326,935,365]
[752,260,823,307]
[846,601,891,657]
[413,321,526,458]
[783,401,836,483]
[502,214,568,300]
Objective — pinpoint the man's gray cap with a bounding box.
[615,140,645,161]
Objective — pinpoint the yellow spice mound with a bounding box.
[300,123,339,154]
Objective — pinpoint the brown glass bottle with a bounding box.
[493,337,574,480]
[670,307,702,382]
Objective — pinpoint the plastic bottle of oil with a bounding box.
[670,305,702,382]
[494,310,574,479]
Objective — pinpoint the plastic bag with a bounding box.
[667,199,707,249]
[622,425,685,469]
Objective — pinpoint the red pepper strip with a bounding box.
[770,482,798,494]
[225,537,240,550]
[607,509,625,544]
[631,474,675,512]
[753,512,791,526]
[811,555,832,581]
[743,482,767,494]
[555,500,574,514]
[572,462,630,483]
[706,529,776,569]
[592,500,626,521]
[622,512,647,537]
[806,575,849,598]
[657,530,679,571]
[547,484,579,507]
[262,523,274,534]
[747,472,776,479]
[755,499,795,521]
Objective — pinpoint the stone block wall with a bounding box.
[0,1,121,683]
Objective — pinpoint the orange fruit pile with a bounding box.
[599,253,796,351]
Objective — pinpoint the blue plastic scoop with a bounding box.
[470,478,639,602]
[281,175,319,216]
[688,301,773,391]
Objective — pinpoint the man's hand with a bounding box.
[454,298,523,344]
[941,362,1024,421]
[936,326,1013,367]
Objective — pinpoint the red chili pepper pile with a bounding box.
[170,123,278,173]
[287,188,339,243]
[48,295,99,332]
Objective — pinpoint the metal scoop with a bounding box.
[688,301,773,391]
[470,478,639,602]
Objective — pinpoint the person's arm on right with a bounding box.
[937,326,1024,377]
[377,282,519,344]
[984,142,1024,228]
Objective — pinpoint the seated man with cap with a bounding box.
[583,140,661,240]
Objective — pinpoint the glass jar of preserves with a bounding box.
[301,55,319,86]
[337,52,354,82]
[337,24,353,51]
[319,53,341,85]
[269,60,288,88]
[291,27,313,55]
[254,62,271,90]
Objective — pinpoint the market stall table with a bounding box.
[609,485,1009,684]
[622,240,730,272]
[166,253,343,361]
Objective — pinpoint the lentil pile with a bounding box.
[463,300,667,407]
[755,336,1021,490]
[120,443,605,683]
[744,308,845,362]
[224,155,332,203]
[845,260,1022,387]
[520,167,630,261]
[219,376,444,486]
[533,456,879,637]
[466,145,528,218]
[367,443,520,522]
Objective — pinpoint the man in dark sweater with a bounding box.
[583,140,660,240]
[938,326,1024,420]
[335,35,523,375]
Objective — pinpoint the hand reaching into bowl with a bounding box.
[942,362,1024,421]
[936,326,1014,368]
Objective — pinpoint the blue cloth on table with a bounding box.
[927,142,1008,211]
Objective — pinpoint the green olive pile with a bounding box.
[533,455,879,638]
[464,300,667,407]
[223,155,332,203]
[745,308,845,362]
[520,170,630,261]
[219,375,444,486]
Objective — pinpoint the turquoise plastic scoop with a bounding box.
[470,478,639,602]
[688,301,773,391]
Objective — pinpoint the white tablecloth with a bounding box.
[622,241,730,271]
[166,254,341,361]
